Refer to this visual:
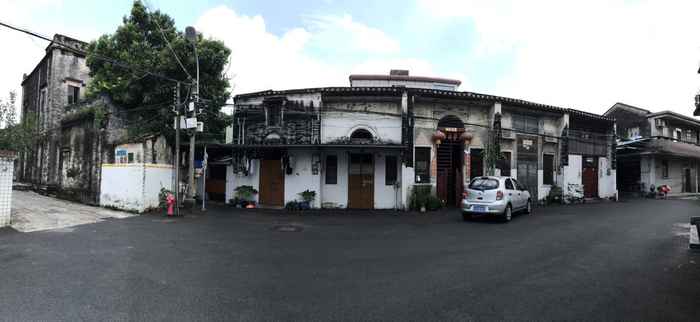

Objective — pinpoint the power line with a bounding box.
[0,20,190,85]
[142,1,193,81]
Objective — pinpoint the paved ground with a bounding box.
[10,190,135,232]
[0,199,699,321]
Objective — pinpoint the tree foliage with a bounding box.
[0,91,37,152]
[86,0,231,142]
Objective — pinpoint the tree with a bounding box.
[0,91,36,152]
[86,0,231,142]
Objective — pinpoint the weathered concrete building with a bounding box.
[223,71,617,209]
[18,34,172,205]
[605,102,700,196]
[19,34,91,188]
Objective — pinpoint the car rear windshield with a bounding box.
[469,178,499,190]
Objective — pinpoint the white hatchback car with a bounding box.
[461,176,532,222]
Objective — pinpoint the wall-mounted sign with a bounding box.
[521,139,534,151]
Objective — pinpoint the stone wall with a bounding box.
[56,96,127,204]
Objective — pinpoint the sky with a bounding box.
[1,0,700,117]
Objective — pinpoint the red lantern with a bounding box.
[460,132,473,144]
[432,130,446,145]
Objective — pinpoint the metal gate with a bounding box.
[517,136,538,202]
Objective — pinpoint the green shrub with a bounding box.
[426,195,443,211]
[298,190,316,203]
[235,185,258,201]
[158,187,174,209]
[547,185,563,204]
[409,185,432,210]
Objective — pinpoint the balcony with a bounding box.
[647,136,700,158]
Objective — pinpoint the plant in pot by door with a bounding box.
[298,190,316,210]
[234,185,258,208]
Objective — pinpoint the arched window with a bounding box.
[350,129,373,141]
[437,115,464,129]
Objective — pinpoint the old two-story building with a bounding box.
[18,34,172,205]
[222,70,617,209]
[605,102,700,196]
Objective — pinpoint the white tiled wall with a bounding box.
[0,157,15,227]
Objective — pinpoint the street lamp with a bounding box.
[185,26,200,208]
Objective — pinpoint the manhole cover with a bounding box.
[271,224,304,232]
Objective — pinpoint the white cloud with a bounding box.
[195,6,450,96]
[195,6,346,95]
[418,0,700,115]
[0,0,100,116]
[305,14,401,54]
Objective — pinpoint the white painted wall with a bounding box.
[143,165,174,210]
[318,150,405,209]
[100,164,145,212]
[559,155,583,197]
[374,152,401,209]
[285,150,321,208]
[598,157,617,199]
[100,164,173,213]
[225,159,260,204]
[0,157,14,227]
[321,111,402,144]
[321,151,348,208]
[537,170,551,201]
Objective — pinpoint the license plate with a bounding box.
[473,205,486,212]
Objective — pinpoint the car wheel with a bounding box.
[525,200,532,215]
[502,205,512,222]
[462,213,471,221]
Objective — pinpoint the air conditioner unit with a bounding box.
[655,119,666,128]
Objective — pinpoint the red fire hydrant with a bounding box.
[166,193,176,216]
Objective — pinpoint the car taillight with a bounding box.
[496,190,504,200]
[462,191,468,199]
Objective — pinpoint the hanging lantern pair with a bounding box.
[460,132,473,144]
[433,130,473,145]
[432,130,446,145]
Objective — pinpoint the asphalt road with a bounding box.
[1,198,699,321]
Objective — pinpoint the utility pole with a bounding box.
[185,26,200,208]
[174,82,181,216]
[187,88,197,206]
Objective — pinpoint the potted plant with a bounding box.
[228,197,241,208]
[409,186,431,213]
[285,200,300,211]
[234,185,258,208]
[298,190,316,210]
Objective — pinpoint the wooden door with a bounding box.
[582,157,598,198]
[348,154,374,209]
[684,168,692,192]
[259,159,285,206]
